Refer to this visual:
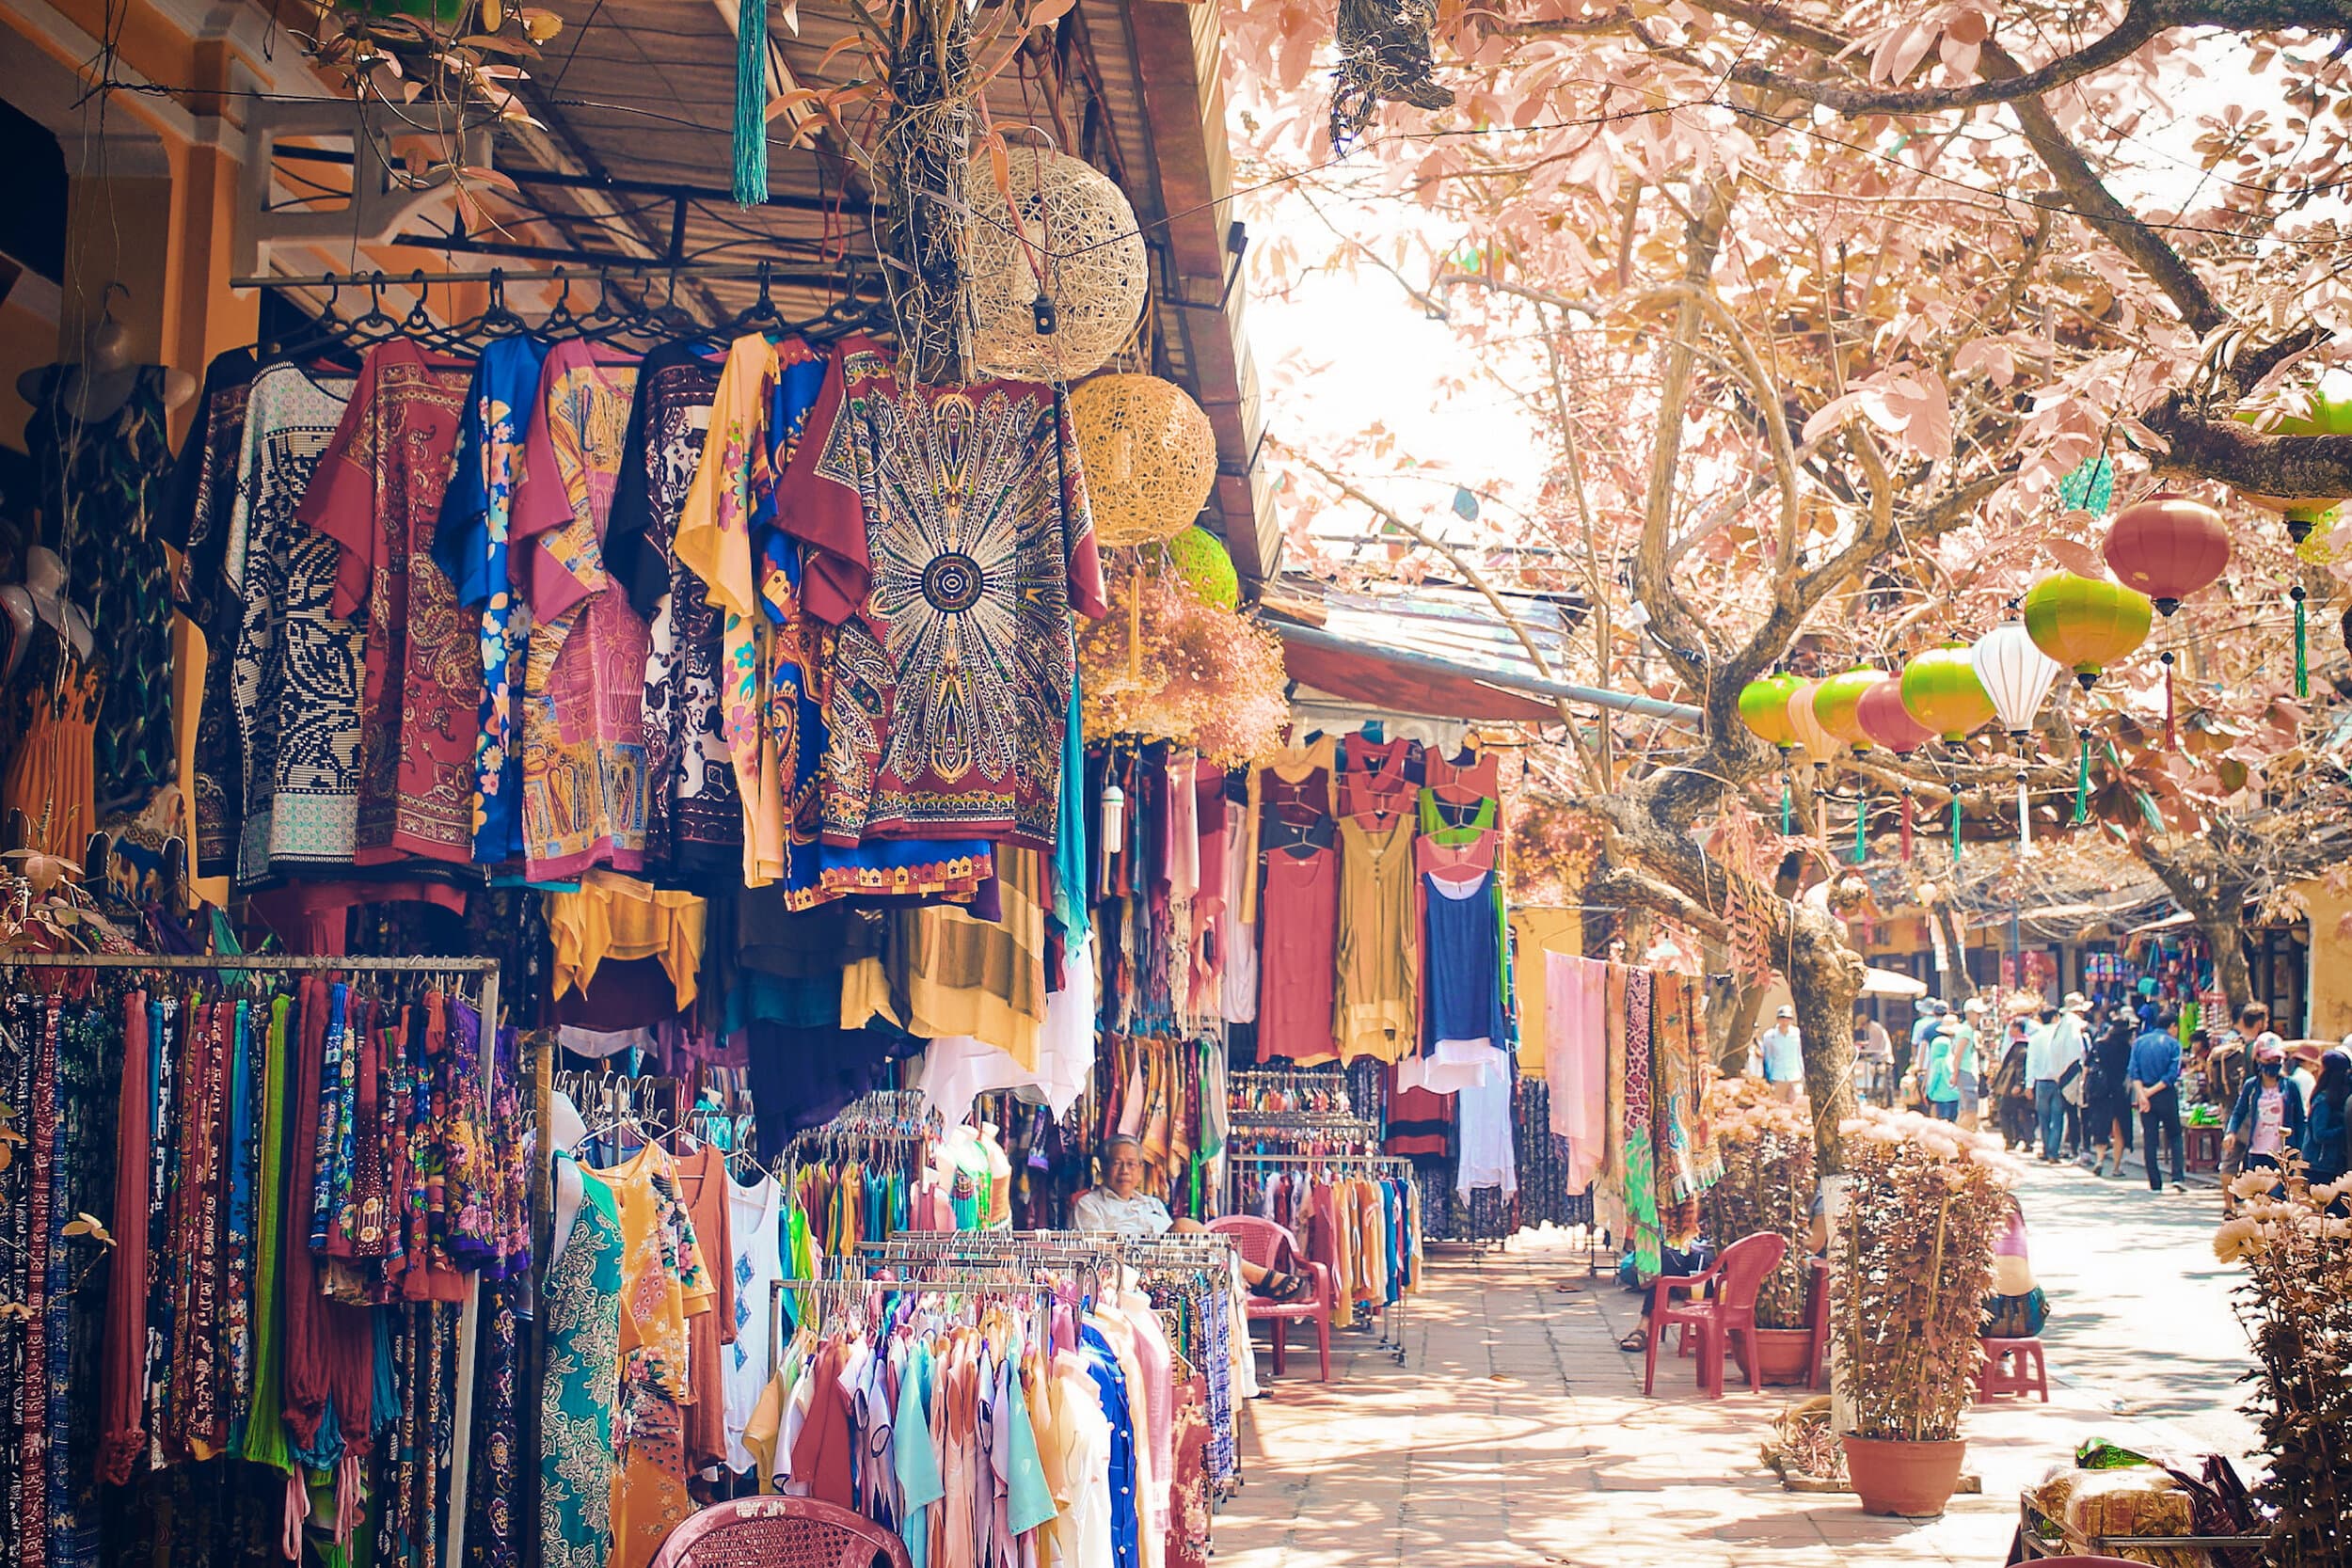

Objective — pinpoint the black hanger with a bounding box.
[540,267,583,339]
[726,261,787,337]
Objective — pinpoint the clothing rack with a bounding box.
[1223,1150,1417,1362]
[0,950,505,1568]
[766,1272,1067,1378]
[852,1233,1114,1303]
[1228,1067,1355,1116]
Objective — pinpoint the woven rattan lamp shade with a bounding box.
[964,150,1147,382]
[1070,374,1218,546]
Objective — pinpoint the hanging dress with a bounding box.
[776,333,1107,851]
[24,363,178,812]
[436,335,553,866]
[298,339,477,863]
[1333,810,1419,1062]
[511,340,649,881]
[604,341,736,879]
[1255,831,1339,1066]
[171,349,261,874]
[541,1156,623,1568]
[224,361,358,884]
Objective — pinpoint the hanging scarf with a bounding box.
[1622,969,1661,1279]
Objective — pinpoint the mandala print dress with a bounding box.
[298,339,477,864]
[224,362,357,885]
[777,333,1107,851]
[510,341,649,882]
[24,364,179,813]
[541,1157,622,1568]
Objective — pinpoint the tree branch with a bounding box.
[1636,280,1804,580]
[1979,40,2228,334]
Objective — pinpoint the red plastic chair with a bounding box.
[1804,1255,1832,1390]
[648,1497,912,1568]
[1978,1336,2050,1402]
[1206,1213,1337,1382]
[1643,1231,1789,1399]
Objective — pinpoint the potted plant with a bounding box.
[1831,1108,2015,1516]
[2213,1169,2350,1563]
[1704,1078,1820,1385]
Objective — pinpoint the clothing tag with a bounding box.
[687,406,712,432]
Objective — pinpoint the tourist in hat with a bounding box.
[1923,1017,1962,1121]
[1756,1006,1804,1103]
[2289,1039,2323,1115]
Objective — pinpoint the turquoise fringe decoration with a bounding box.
[2294,586,2309,699]
[1781,775,1792,837]
[2074,730,2090,825]
[732,0,769,207]
[1853,791,1867,863]
[1951,794,1962,864]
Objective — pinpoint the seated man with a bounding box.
[1070,1133,1313,1300]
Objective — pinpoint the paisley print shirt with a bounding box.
[778,334,1107,850]
[298,340,478,864]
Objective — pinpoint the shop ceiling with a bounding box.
[240,0,1279,581]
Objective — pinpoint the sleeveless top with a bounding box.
[1335,813,1419,1061]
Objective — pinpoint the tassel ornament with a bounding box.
[732,0,771,206]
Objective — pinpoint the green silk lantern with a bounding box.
[2233,372,2352,543]
[2023,571,2153,689]
[1899,644,1996,745]
[1165,525,1240,610]
[1738,673,1804,751]
[1814,668,1889,752]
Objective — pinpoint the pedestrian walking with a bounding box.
[2222,1034,2307,1192]
[1993,1017,2036,1149]
[1956,997,1988,1130]
[2086,1003,2137,1177]
[1855,1011,1894,1105]
[1923,1017,1961,1121]
[2209,1001,2265,1113]
[2307,1046,2349,1188]
[2128,1006,2187,1194]
[1757,1005,1804,1102]
[2029,997,2089,1163]
[2289,1039,2322,1113]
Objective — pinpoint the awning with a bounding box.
[1863,966,1929,999]
[1273,621,1704,726]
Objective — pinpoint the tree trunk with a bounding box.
[1786,910,1864,1176]
[2137,837,2253,1019]
[1716,980,1768,1078]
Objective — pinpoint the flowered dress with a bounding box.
[542,1157,622,1568]
[435,335,552,865]
[600,1143,714,1568]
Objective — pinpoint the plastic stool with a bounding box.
[1978,1336,2049,1402]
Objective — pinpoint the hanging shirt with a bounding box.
[1334,813,1419,1062]
[605,339,740,878]
[724,1172,785,1473]
[225,362,357,884]
[777,334,1108,851]
[1256,839,1338,1065]
[436,334,553,865]
[299,339,478,864]
[511,339,649,881]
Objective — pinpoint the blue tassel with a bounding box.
[733,0,769,207]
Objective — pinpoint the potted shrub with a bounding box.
[1830,1108,2016,1516]
[1704,1078,1820,1385]
[2213,1170,2350,1563]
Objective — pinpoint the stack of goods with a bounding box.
[1541,954,1720,1276]
[2020,1446,2265,1566]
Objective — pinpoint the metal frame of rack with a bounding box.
[1222,1148,1417,1363]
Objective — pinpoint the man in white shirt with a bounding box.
[1072,1135,1311,1301]
[2026,994,2089,1162]
[1757,1006,1804,1102]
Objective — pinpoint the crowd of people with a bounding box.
[1760,991,2352,1193]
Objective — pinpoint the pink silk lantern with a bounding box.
[1855,677,1934,753]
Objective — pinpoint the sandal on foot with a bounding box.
[1618,1329,1647,1352]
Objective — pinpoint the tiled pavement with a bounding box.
[1212,1196,2259,1568]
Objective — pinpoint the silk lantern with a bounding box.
[1899,644,1996,746]
[1857,677,1932,752]
[1814,668,1887,752]
[1971,623,2063,742]
[1166,525,1240,610]
[2023,572,2153,689]
[2102,494,2229,614]
[2232,372,2352,543]
[1738,673,1805,751]
[1786,678,1839,762]
[2105,492,2226,748]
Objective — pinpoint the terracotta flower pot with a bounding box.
[1731,1327,1816,1386]
[1840,1434,1967,1516]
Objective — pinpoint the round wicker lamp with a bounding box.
[964,149,1148,382]
[1070,374,1218,546]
